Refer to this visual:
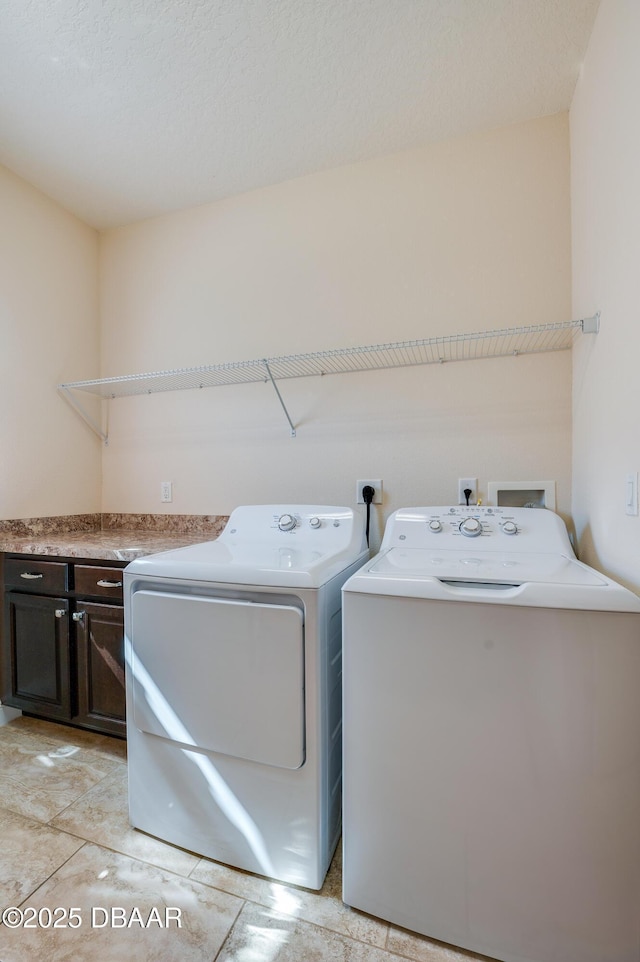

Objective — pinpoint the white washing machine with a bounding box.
[342,506,640,962]
[124,504,367,890]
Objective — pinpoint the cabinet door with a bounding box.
[3,592,72,719]
[74,601,125,736]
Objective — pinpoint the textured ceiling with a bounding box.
[0,0,600,229]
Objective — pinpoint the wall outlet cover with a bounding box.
[356,479,383,504]
[458,477,477,505]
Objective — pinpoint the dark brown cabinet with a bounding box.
[1,554,126,737]
[4,591,72,720]
[73,566,126,736]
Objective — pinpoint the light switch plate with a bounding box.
[626,473,638,516]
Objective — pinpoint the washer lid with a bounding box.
[370,548,607,586]
[345,548,640,612]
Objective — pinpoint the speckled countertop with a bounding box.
[0,514,229,562]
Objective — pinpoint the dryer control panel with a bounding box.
[381,506,574,555]
[218,504,368,556]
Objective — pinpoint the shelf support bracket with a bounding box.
[58,386,108,444]
[581,312,600,334]
[263,361,296,437]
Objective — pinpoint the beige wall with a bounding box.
[99,113,573,543]
[0,165,101,519]
[571,0,640,589]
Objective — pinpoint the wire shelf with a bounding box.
[58,315,599,439]
[59,317,595,399]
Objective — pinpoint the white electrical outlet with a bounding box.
[160,481,173,503]
[356,479,383,504]
[458,477,477,505]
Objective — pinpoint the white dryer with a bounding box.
[124,504,367,890]
[342,506,640,962]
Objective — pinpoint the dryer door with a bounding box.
[129,590,305,769]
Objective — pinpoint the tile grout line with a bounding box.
[43,765,124,827]
[11,840,90,909]
[210,895,414,961]
[183,861,393,955]
[211,897,248,962]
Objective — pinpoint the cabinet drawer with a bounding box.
[4,558,68,593]
[75,565,124,602]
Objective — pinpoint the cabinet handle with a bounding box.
[72,611,85,622]
[20,572,44,580]
[54,609,66,619]
[96,579,123,588]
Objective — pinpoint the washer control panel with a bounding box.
[381,506,574,555]
[414,506,521,540]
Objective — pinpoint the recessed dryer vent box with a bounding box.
[487,480,556,511]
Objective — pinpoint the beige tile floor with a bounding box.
[0,716,495,962]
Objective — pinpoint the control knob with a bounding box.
[309,517,321,529]
[428,520,442,532]
[502,521,518,535]
[459,517,482,538]
[278,513,296,532]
